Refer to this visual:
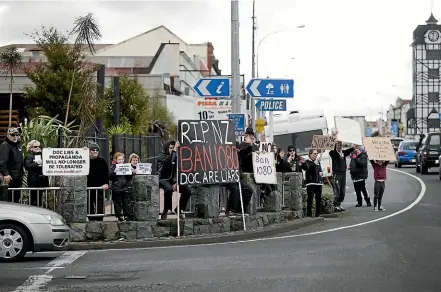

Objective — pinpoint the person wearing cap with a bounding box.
[0,128,24,203]
[86,142,109,221]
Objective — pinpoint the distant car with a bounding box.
[395,140,417,168]
[0,202,70,262]
[415,132,441,174]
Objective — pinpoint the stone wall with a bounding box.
[69,210,303,242]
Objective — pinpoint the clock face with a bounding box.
[428,30,440,42]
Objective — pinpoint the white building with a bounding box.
[386,97,411,137]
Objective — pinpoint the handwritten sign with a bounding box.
[136,163,152,175]
[177,120,240,185]
[362,137,396,161]
[252,152,277,184]
[259,142,273,153]
[115,163,132,175]
[311,135,336,150]
[42,148,89,176]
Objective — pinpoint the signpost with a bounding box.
[194,78,231,97]
[255,99,286,111]
[246,78,294,98]
[227,113,245,136]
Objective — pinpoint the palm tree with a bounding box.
[0,47,22,127]
[65,13,102,126]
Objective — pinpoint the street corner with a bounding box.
[65,216,325,251]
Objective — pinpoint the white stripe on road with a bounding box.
[13,251,87,292]
[87,167,426,252]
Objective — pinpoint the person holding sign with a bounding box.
[329,132,354,212]
[370,160,389,211]
[109,152,136,222]
[349,145,372,207]
[24,140,49,207]
[301,149,323,217]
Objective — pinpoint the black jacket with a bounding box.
[0,139,23,179]
[276,149,292,172]
[329,147,354,175]
[238,142,258,174]
[109,164,133,192]
[87,156,109,187]
[24,152,49,187]
[286,156,303,173]
[302,158,323,186]
[349,151,369,180]
[156,141,176,181]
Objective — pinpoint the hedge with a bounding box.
[302,184,334,215]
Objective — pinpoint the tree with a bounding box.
[104,76,149,134]
[23,26,102,133]
[0,47,22,127]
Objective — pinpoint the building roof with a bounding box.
[0,43,113,53]
[427,13,438,24]
[412,13,441,46]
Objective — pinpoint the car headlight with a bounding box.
[43,215,66,226]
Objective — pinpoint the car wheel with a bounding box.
[0,223,29,262]
[416,162,421,173]
[397,162,402,168]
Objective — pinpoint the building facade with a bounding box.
[387,97,410,137]
[407,14,441,135]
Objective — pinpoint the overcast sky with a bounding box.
[0,0,436,122]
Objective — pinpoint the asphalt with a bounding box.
[3,164,441,292]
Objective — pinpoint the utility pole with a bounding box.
[250,0,257,131]
[231,0,241,138]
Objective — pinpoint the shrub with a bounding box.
[302,184,334,215]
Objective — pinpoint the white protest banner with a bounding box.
[136,163,152,175]
[252,152,277,184]
[42,148,89,176]
[334,116,363,145]
[115,163,132,175]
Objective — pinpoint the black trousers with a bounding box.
[8,178,22,203]
[306,184,322,217]
[332,173,346,207]
[224,179,253,213]
[374,180,386,207]
[353,179,370,205]
[112,190,135,219]
[88,189,104,221]
[159,180,192,214]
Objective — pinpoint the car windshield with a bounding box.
[402,142,417,150]
[429,134,441,146]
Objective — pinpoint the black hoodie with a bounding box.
[0,138,23,179]
[156,141,177,181]
[329,146,354,175]
[276,149,292,172]
[237,141,258,173]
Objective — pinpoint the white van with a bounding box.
[265,110,333,178]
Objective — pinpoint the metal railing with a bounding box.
[9,187,62,211]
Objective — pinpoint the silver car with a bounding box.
[0,202,70,262]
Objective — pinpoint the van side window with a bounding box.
[429,134,441,146]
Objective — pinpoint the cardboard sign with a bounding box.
[177,120,240,185]
[252,152,277,184]
[115,163,132,175]
[311,135,336,150]
[42,148,89,176]
[362,137,396,161]
[334,117,363,145]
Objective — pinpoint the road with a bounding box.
[2,165,440,292]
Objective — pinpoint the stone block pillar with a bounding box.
[132,175,160,221]
[194,185,220,218]
[242,173,258,215]
[283,172,303,213]
[263,173,283,212]
[58,176,87,223]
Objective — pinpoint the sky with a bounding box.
[0,0,436,124]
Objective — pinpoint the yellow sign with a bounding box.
[255,118,265,134]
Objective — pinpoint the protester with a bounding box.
[24,140,48,207]
[157,140,192,219]
[128,153,140,173]
[0,128,24,203]
[275,148,292,172]
[286,145,304,173]
[349,144,372,207]
[109,152,135,221]
[329,133,354,212]
[370,160,389,211]
[86,142,109,221]
[224,127,254,217]
[302,148,323,217]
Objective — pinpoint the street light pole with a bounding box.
[231,0,241,121]
[250,0,257,131]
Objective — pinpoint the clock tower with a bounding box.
[407,13,441,135]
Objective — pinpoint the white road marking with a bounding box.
[86,168,425,252]
[13,251,87,292]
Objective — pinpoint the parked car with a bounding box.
[0,202,70,262]
[415,132,441,174]
[395,140,418,168]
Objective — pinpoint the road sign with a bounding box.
[246,78,294,98]
[228,113,245,136]
[255,118,265,134]
[194,78,230,97]
[255,99,286,111]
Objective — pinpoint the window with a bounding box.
[428,119,440,129]
[427,50,441,60]
[428,92,440,103]
[429,133,441,145]
[402,142,417,150]
[428,68,439,79]
[274,130,324,155]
